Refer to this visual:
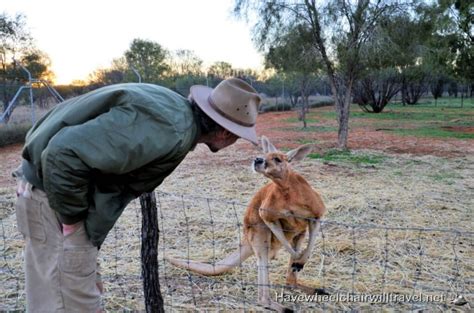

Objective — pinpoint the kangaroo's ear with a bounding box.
[261,136,278,154]
[286,144,313,163]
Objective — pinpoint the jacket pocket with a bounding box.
[15,195,46,242]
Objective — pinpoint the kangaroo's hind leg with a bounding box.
[250,228,293,312]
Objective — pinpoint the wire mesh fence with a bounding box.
[1,190,473,311]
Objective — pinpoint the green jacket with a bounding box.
[21,83,200,246]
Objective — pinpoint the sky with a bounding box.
[3,0,264,85]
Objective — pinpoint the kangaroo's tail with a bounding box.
[165,244,253,276]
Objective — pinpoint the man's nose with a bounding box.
[254,157,264,164]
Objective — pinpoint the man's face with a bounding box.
[206,130,239,153]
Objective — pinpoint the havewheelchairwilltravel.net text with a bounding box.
[275,292,447,303]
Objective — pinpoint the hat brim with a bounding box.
[190,85,258,145]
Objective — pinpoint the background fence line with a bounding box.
[1,190,472,311]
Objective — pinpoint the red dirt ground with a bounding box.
[441,126,474,133]
[255,110,474,158]
[1,109,472,188]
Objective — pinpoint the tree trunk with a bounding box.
[299,85,307,128]
[333,79,352,150]
[140,192,165,313]
[298,106,307,128]
[337,96,351,149]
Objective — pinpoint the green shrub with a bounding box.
[259,102,293,112]
[308,96,334,108]
[0,123,31,147]
[259,96,334,113]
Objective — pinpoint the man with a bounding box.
[14,77,261,312]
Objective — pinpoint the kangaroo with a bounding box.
[166,136,326,312]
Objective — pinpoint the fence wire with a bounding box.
[1,190,473,311]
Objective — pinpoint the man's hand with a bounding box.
[16,179,30,198]
[62,222,82,236]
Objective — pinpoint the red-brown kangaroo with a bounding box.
[166,136,326,312]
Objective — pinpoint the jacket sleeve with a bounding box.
[41,104,181,224]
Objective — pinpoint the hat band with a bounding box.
[208,95,255,127]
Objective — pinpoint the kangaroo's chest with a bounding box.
[279,205,315,233]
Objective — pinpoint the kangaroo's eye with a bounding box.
[273,157,282,163]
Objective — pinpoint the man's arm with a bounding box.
[41,104,181,226]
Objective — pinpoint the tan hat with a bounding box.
[190,78,261,145]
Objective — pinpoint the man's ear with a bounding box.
[261,136,277,154]
[216,129,234,140]
[222,129,236,139]
[286,144,313,163]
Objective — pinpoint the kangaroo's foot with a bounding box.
[260,299,294,313]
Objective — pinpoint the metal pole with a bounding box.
[16,61,32,82]
[29,83,35,123]
[16,61,36,123]
[41,80,64,102]
[131,67,142,83]
[0,86,27,123]
[1,62,63,124]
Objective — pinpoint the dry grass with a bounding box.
[0,105,51,148]
[1,142,473,311]
[3,104,51,125]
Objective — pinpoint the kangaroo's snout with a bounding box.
[254,157,264,165]
[252,157,266,173]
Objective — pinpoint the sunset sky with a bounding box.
[3,0,264,84]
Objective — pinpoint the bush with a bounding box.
[259,102,293,113]
[308,96,334,108]
[259,96,334,113]
[0,123,31,147]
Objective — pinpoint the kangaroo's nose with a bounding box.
[254,157,264,165]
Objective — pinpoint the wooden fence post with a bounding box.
[140,192,165,313]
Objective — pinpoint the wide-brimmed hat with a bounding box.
[190,78,261,145]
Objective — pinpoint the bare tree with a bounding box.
[234,0,406,148]
[168,49,203,76]
[265,26,322,127]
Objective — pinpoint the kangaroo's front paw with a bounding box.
[291,262,304,272]
[291,251,309,272]
[314,288,330,295]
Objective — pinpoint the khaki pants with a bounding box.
[15,182,101,313]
